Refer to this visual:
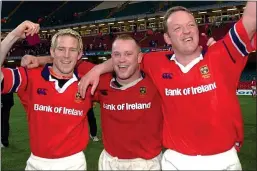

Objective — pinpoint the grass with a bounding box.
[1,95,256,170]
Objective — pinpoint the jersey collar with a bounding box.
[168,49,206,74]
[41,63,80,93]
[110,71,145,90]
[41,63,79,81]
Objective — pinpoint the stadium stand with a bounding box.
[1,1,255,90]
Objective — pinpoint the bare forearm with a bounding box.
[243,1,256,39]
[0,33,19,65]
[37,56,53,66]
[94,58,113,74]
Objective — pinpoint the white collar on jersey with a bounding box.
[110,76,143,90]
[49,74,78,93]
[170,53,203,73]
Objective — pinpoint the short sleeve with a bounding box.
[223,19,254,61]
[1,67,28,94]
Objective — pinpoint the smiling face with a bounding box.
[163,7,200,56]
[111,36,143,84]
[50,29,83,77]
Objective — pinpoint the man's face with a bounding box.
[50,35,82,76]
[112,39,142,82]
[164,11,199,55]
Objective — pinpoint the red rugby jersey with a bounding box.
[91,72,163,159]
[142,19,253,155]
[1,62,94,158]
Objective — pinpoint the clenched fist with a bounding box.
[11,20,40,39]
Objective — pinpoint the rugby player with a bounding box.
[1,21,94,170]
[21,28,217,171]
[21,34,164,170]
[76,1,256,170]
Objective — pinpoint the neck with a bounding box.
[51,65,73,79]
[173,46,202,66]
[116,69,142,86]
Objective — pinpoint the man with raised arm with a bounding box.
[20,27,218,171]
[1,21,94,170]
[76,2,256,170]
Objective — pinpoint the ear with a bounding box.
[50,48,54,57]
[137,52,143,64]
[77,51,83,60]
[164,33,172,45]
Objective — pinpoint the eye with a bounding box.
[174,27,180,31]
[125,52,132,56]
[57,47,64,51]
[70,48,77,52]
[113,53,120,57]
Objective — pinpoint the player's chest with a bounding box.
[151,61,220,97]
[99,85,157,113]
[28,80,90,110]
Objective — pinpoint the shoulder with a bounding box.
[204,40,226,57]
[25,66,45,79]
[77,61,95,76]
[77,60,95,68]
[138,73,157,90]
[143,51,174,59]
[99,73,112,89]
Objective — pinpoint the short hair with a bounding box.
[113,34,141,51]
[163,6,193,33]
[51,29,83,52]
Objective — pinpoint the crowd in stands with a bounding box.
[7,40,50,57]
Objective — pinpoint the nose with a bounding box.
[118,54,126,63]
[64,50,70,58]
[182,26,190,34]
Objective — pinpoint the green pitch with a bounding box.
[1,95,256,170]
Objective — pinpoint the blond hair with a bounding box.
[113,34,141,51]
[51,29,83,52]
[163,6,193,33]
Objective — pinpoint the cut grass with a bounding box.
[1,96,256,170]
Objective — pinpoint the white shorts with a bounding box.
[25,151,86,170]
[98,149,162,170]
[162,147,242,170]
[251,86,256,90]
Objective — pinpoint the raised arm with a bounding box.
[1,21,40,66]
[242,1,256,39]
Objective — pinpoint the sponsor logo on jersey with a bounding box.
[37,88,47,95]
[200,65,211,78]
[75,92,83,103]
[140,87,147,95]
[34,104,84,116]
[162,73,172,79]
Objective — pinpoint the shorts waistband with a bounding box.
[166,147,237,158]
[30,151,85,162]
[103,149,162,162]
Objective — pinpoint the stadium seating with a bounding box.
[43,1,102,26]
[2,1,63,29]
[2,1,236,29]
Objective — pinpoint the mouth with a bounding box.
[183,37,193,42]
[118,65,129,72]
[61,61,72,64]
